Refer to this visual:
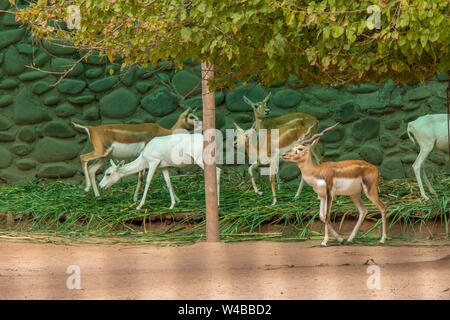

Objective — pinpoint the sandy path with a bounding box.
[0,240,449,300]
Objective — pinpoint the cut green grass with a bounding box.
[0,168,449,246]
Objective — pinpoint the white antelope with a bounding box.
[282,124,387,247]
[407,114,449,201]
[99,133,220,210]
[72,109,198,200]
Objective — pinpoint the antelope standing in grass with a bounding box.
[244,93,322,164]
[99,133,220,210]
[282,124,387,247]
[234,118,319,205]
[407,114,449,201]
[72,109,199,199]
[236,94,321,203]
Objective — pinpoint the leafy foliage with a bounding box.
[12,0,450,88]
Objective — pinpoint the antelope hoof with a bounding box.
[320,243,327,247]
[136,204,143,210]
[169,203,176,210]
[175,196,181,203]
[271,199,277,206]
[345,240,354,245]
[379,238,386,244]
[256,191,263,196]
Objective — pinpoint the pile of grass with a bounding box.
[0,168,448,245]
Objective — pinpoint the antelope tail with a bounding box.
[72,122,90,137]
[406,123,416,145]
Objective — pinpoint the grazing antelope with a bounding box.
[73,109,199,199]
[234,119,319,205]
[407,114,449,200]
[282,124,387,247]
[99,133,220,210]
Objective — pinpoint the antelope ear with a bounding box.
[110,159,116,167]
[180,108,189,117]
[243,96,253,107]
[263,92,271,103]
[118,160,126,168]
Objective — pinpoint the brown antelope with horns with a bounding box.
[282,124,387,247]
[242,93,322,198]
[72,109,199,199]
[244,93,322,163]
[234,117,319,205]
[244,93,321,140]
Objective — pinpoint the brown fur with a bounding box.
[282,131,387,246]
[246,94,322,162]
[78,110,196,155]
[235,119,320,204]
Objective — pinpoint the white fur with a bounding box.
[332,177,363,196]
[303,176,327,197]
[99,134,220,210]
[110,142,146,159]
[407,114,449,200]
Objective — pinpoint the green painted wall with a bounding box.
[0,3,448,184]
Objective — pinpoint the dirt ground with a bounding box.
[0,239,449,300]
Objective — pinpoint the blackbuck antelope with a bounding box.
[282,124,387,247]
[99,133,220,210]
[244,93,321,143]
[73,109,199,199]
[407,114,449,200]
[234,119,319,205]
[244,93,322,164]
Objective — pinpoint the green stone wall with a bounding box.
[0,2,448,184]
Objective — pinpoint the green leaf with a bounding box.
[197,2,206,13]
[323,26,330,39]
[321,56,331,68]
[399,13,410,28]
[332,26,344,38]
[181,27,191,41]
[429,32,440,42]
[420,35,427,48]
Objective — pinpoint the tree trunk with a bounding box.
[201,61,219,242]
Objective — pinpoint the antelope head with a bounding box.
[243,93,271,120]
[99,159,125,189]
[178,108,200,130]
